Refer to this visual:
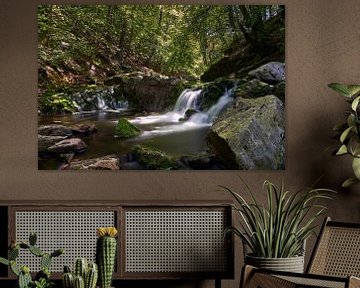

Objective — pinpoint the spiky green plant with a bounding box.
[328,83,360,187]
[222,179,335,258]
[0,232,63,288]
[96,227,118,288]
[63,260,98,288]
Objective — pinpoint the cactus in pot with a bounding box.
[96,227,118,288]
[62,259,98,288]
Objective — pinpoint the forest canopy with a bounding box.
[38,5,285,88]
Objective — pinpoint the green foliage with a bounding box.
[222,178,335,258]
[38,5,284,88]
[131,145,178,170]
[39,93,76,114]
[329,83,360,187]
[114,118,141,139]
[0,233,63,288]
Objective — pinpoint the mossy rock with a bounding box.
[199,78,237,110]
[131,145,178,170]
[234,79,273,99]
[114,118,141,139]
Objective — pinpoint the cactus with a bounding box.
[9,246,19,260]
[63,260,98,288]
[18,266,31,288]
[74,275,85,288]
[41,253,52,270]
[29,232,37,246]
[18,269,32,288]
[29,245,44,257]
[63,272,74,288]
[85,263,98,288]
[0,232,63,288]
[74,258,87,279]
[96,227,118,288]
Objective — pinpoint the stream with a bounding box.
[38,88,233,170]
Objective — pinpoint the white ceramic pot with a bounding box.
[245,254,305,273]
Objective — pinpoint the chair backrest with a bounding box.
[307,217,360,277]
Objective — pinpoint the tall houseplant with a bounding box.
[328,83,360,187]
[222,179,334,272]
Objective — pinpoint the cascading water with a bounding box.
[130,86,234,137]
[173,89,202,115]
[188,88,234,124]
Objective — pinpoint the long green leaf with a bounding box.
[328,83,351,98]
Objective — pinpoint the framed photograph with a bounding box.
[38,5,285,170]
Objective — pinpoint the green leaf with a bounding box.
[342,177,360,188]
[352,157,360,179]
[340,126,353,143]
[347,114,356,128]
[336,145,348,155]
[0,257,9,266]
[352,96,360,111]
[328,83,352,98]
[347,85,360,97]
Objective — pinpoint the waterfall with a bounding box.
[131,87,234,138]
[69,86,129,113]
[189,88,234,124]
[173,89,202,114]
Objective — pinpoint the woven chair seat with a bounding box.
[241,218,360,288]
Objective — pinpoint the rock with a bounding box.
[114,118,141,139]
[207,95,285,170]
[69,121,97,134]
[38,135,67,152]
[180,152,214,169]
[274,81,285,103]
[184,109,198,119]
[235,79,273,99]
[38,125,73,137]
[47,138,87,154]
[107,72,189,112]
[248,62,285,84]
[130,145,178,170]
[65,155,120,170]
[199,78,236,110]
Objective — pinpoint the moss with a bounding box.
[114,118,141,139]
[131,145,178,170]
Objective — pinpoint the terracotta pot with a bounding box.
[245,254,305,273]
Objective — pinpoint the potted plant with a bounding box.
[328,83,360,187]
[222,179,334,273]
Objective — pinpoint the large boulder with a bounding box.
[207,95,285,170]
[47,138,87,154]
[38,135,67,152]
[248,62,285,84]
[234,79,273,99]
[65,155,120,170]
[38,125,72,137]
[109,72,189,112]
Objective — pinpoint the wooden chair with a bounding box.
[241,217,360,288]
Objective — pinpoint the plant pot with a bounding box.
[245,254,305,273]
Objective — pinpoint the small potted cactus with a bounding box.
[0,232,64,288]
[63,258,98,288]
[96,227,118,288]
